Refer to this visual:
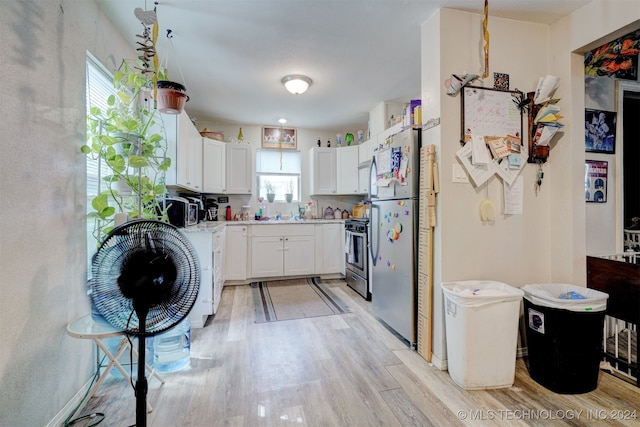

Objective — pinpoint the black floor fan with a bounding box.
[91,220,200,427]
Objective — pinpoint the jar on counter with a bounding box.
[241,205,251,221]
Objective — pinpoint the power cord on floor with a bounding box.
[63,352,107,426]
[66,412,105,426]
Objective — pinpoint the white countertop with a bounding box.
[182,219,344,233]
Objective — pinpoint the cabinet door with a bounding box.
[203,139,226,193]
[337,146,359,194]
[166,111,202,192]
[226,144,253,194]
[189,134,203,192]
[251,236,284,277]
[185,232,213,327]
[358,166,369,194]
[358,139,373,164]
[225,226,248,281]
[320,223,345,274]
[212,228,226,314]
[176,113,191,188]
[310,147,336,195]
[284,235,315,276]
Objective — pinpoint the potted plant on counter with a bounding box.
[82,59,171,243]
[285,180,294,203]
[265,181,276,203]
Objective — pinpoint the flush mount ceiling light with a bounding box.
[281,75,312,95]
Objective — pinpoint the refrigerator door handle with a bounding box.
[369,204,380,266]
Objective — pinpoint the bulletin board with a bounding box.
[461,86,523,144]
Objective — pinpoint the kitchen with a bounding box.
[3,1,640,426]
[168,110,421,339]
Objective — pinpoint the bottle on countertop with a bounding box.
[237,127,244,142]
[225,205,232,221]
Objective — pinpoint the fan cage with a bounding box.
[91,220,200,336]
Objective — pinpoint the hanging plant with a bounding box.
[157,79,189,114]
[156,29,190,115]
[82,58,171,243]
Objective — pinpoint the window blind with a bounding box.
[85,53,114,264]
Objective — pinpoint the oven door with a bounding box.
[345,229,368,277]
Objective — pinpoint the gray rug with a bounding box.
[252,277,350,322]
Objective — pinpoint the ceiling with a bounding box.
[97,0,591,132]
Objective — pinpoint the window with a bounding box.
[85,53,114,269]
[256,149,301,202]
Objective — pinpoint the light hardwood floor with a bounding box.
[80,280,640,426]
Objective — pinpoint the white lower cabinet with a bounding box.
[225,225,248,281]
[315,223,345,274]
[251,224,315,278]
[184,231,214,329]
[212,227,226,314]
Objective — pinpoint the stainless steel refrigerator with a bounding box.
[369,127,420,346]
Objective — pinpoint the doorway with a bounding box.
[623,88,640,228]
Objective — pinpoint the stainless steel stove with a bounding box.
[345,218,370,300]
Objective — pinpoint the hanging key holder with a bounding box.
[535,161,544,195]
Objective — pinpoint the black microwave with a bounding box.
[163,196,198,228]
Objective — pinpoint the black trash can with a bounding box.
[522,283,608,394]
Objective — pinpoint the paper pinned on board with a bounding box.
[504,175,524,215]
[456,143,493,187]
[533,75,560,105]
[471,135,491,165]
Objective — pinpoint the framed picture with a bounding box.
[585,160,608,203]
[585,109,616,153]
[262,126,297,149]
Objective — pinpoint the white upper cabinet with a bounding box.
[336,145,359,194]
[202,139,226,194]
[309,147,337,195]
[164,110,202,192]
[226,144,253,194]
[358,138,374,165]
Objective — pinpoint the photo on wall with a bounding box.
[585,160,608,203]
[262,126,297,149]
[585,109,616,153]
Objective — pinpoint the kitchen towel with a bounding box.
[345,230,355,264]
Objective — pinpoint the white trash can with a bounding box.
[442,280,524,389]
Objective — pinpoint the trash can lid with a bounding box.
[521,283,608,312]
[442,280,524,308]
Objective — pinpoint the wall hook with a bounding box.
[166,29,173,38]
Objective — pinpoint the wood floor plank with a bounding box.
[77,281,640,427]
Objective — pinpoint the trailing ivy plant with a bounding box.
[82,59,171,244]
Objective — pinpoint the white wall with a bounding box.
[0,2,135,425]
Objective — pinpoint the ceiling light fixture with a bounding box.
[281,75,312,95]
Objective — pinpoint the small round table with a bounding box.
[66,315,165,418]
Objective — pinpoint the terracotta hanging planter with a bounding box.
[157,80,189,114]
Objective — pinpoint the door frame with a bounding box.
[616,80,640,251]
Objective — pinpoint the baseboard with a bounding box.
[46,378,93,427]
[430,353,446,371]
[517,346,528,358]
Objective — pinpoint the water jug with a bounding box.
[153,318,191,373]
